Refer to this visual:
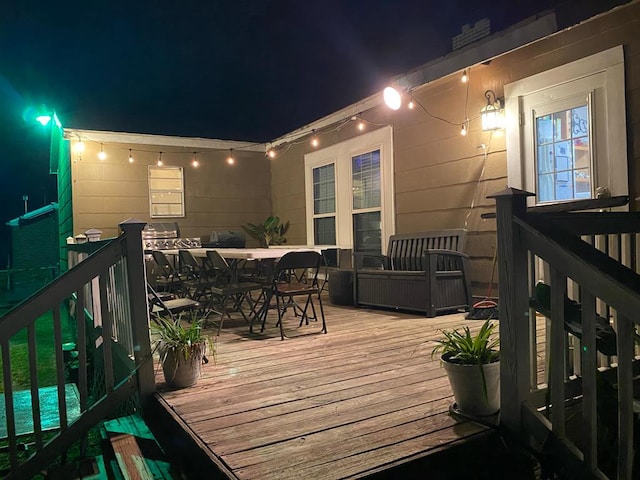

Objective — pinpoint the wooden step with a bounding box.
[100,414,174,480]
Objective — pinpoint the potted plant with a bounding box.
[431,319,500,416]
[242,215,289,247]
[152,316,215,389]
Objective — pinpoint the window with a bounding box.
[305,126,394,253]
[505,46,627,206]
[535,99,592,203]
[352,150,382,253]
[148,166,185,217]
[312,164,336,245]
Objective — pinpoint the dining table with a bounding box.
[161,246,327,333]
[161,246,323,261]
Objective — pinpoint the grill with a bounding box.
[202,230,246,248]
[142,222,201,251]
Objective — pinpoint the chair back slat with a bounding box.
[387,229,467,271]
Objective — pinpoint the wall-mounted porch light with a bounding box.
[383,86,402,110]
[480,90,504,131]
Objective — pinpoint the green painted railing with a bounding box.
[0,219,153,479]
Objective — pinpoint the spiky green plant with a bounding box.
[151,316,215,367]
[242,215,289,247]
[431,319,499,365]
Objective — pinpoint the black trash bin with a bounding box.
[328,269,353,305]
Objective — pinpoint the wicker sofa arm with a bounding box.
[354,252,389,270]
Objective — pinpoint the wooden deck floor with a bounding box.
[152,301,503,480]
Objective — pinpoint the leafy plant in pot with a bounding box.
[432,319,500,416]
[242,215,289,247]
[152,316,215,389]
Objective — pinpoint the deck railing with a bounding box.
[491,189,640,479]
[0,219,154,479]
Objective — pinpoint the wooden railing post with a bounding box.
[119,219,154,403]
[488,188,533,434]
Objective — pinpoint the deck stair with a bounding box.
[99,414,174,480]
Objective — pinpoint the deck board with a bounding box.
[154,300,546,479]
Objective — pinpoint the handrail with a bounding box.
[491,188,638,479]
[0,219,153,479]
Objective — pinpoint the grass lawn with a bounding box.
[0,305,76,393]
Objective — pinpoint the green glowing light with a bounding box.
[36,114,52,126]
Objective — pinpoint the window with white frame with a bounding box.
[148,166,185,217]
[505,46,627,207]
[305,125,394,253]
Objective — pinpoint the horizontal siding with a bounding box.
[71,141,271,239]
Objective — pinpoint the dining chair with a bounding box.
[178,249,213,301]
[151,250,187,296]
[147,283,201,323]
[268,250,327,340]
[205,250,263,335]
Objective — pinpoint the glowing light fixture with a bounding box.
[98,143,107,160]
[461,70,468,83]
[311,129,319,147]
[268,149,276,159]
[227,149,235,165]
[74,138,85,153]
[192,152,199,167]
[128,149,134,163]
[480,90,504,131]
[460,120,468,136]
[357,115,365,131]
[157,152,163,166]
[408,96,415,110]
[36,114,52,126]
[383,86,402,110]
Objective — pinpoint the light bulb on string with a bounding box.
[74,137,85,154]
[227,149,235,165]
[267,148,276,159]
[128,149,134,163]
[460,120,468,136]
[408,95,415,110]
[311,129,319,148]
[157,152,163,166]
[357,116,365,131]
[192,152,199,167]
[461,69,468,83]
[98,143,107,160]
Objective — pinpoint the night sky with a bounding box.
[0,0,566,263]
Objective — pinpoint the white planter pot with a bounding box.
[161,348,203,388]
[442,353,500,416]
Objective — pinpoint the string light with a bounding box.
[98,143,107,160]
[128,149,134,163]
[157,152,163,166]
[357,115,365,131]
[311,129,319,147]
[461,69,468,83]
[192,152,199,167]
[227,148,235,165]
[460,119,468,136]
[267,148,276,159]
[408,95,415,110]
[74,137,85,154]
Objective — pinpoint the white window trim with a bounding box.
[148,165,185,218]
[304,125,395,252]
[504,46,627,205]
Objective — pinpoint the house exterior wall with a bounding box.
[69,141,271,243]
[270,2,640,296]
[56,132,73,270]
